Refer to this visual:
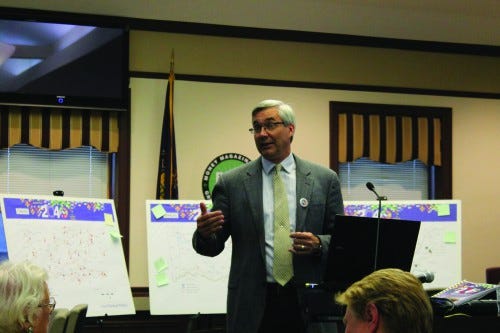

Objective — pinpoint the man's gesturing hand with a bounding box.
[196,202,224,239]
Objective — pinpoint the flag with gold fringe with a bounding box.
[156,51,178,199]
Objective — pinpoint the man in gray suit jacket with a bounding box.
[193,100,344,333]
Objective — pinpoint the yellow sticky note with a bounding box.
[109,230,123,239]
[436,204,450,216]
[104,213,114,226]
[444,231,456,244]
[152,205,167,219]
[154,257,168,272]
[156,271,169,286]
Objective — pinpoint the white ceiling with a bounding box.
[1,0,499,46]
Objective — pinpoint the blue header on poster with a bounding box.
[2,198,114,222]
[344,202,458,222]
[150,202,202,223]
[0,214,6,262]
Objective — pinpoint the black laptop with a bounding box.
[323,214,421,292]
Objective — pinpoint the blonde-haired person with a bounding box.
[335,268,433,333]
[0,261,55,333]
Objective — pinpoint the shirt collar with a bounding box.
[262,153,294,175]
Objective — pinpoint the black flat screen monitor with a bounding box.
[324,215,421,291]
[0,16,128,110]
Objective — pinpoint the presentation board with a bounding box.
[145,199,460,316]
[345,200,462,289]
[0,195,135,317]
[146,200,232,315]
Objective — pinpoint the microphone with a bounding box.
[413,271,435,283]
[365,182,388,271]
[365,182,387,201]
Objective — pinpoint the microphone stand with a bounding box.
[368,186,387,271]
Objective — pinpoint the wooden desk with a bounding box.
[84,312,225,333]
[82,311,500,333]
[434,315,500,333]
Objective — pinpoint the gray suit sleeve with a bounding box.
[192,173,231,257]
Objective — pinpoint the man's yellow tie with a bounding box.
[272,164,293,286]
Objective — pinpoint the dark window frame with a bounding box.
[329,101,452,199]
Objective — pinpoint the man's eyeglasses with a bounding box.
[249,121,285,134]
[38,297,56,314]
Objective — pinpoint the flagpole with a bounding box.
[170,49,174,74]
[156,49,178,200]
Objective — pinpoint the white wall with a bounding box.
[129,78,500,286]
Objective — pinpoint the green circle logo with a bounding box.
[202,153,251,199]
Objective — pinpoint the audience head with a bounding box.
[335,268,433,333]
[0,260,53,333]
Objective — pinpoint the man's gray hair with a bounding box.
[252,99,296,126]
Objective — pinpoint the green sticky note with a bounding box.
[154,257,168,272]
[104,213,114,226]
[436,204,450,216]
[156,271,169,286]
[444,231,456,244]
[109,230,123,239]
[152,204,167,219]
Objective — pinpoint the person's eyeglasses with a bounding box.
[38,297,56,314]
[249,121,285,134]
